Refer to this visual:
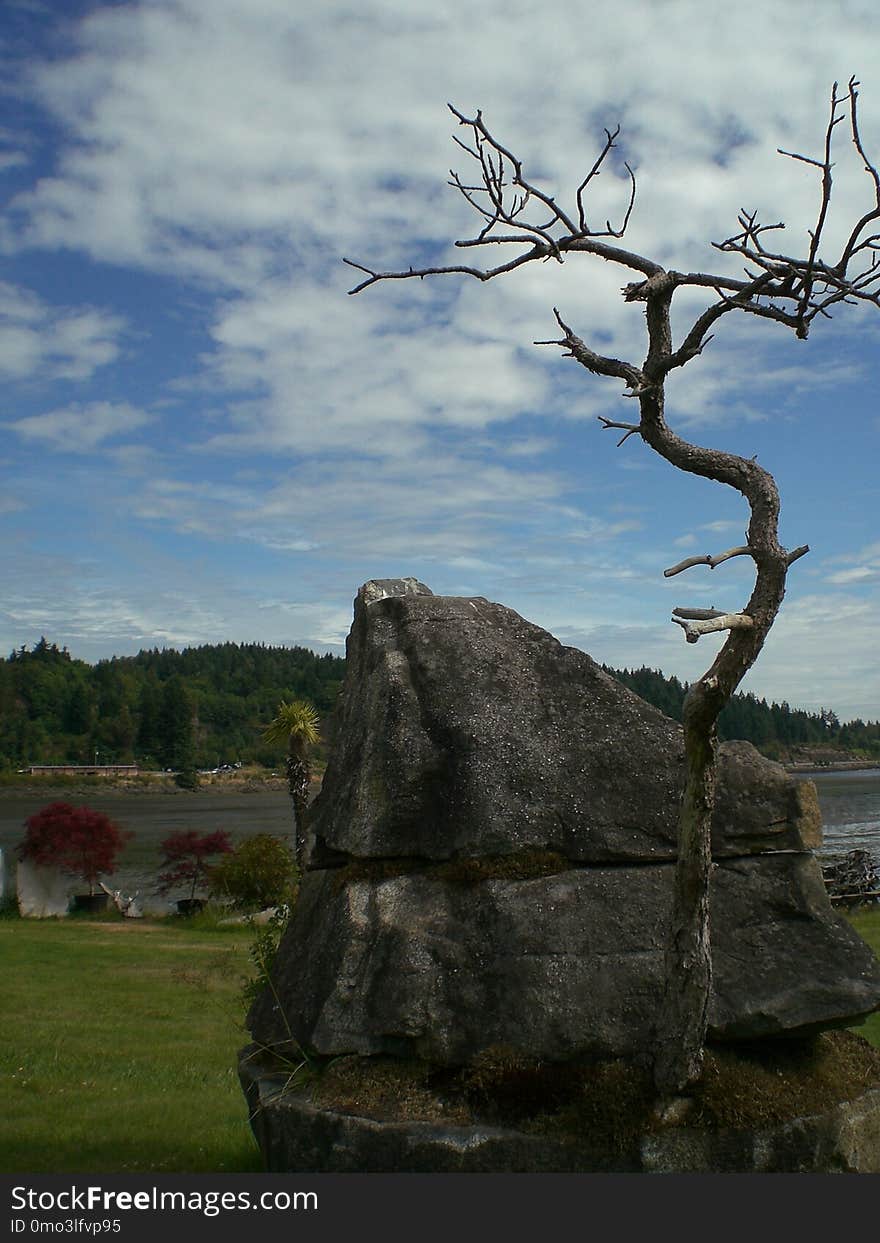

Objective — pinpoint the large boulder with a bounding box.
[247,579,880,1070]
[306,580,820,867]
[250,853,880,1066]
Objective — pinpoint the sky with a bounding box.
[1,0,878,722]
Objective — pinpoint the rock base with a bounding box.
[239,1042,880,1174]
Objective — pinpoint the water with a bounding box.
[796,769,880,860]
[2,769,878,907]
[0,786,294,908]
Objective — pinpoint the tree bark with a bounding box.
[286,749,310,869]
[635,336,794,1097]
[651,701,716,1097]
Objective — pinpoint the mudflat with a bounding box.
[0,782,294,900]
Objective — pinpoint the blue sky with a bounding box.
[1,0,878,721]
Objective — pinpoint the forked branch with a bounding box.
[713,78,880,338]
[346,105,664,293]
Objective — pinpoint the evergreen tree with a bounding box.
[157,676,195,770]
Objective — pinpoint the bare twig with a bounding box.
[536,308,645,390]
[664,547,754,577]
[576,125,619,231]
[596,415,642,446]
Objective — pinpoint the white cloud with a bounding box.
[1,0,878,723]
[0,281,125,382]
[132,452,572,566]
[745,592,880,718]
[827,566,876,585]
[4,0,876,465]
[5,401,152,451]
[823,540,880,587]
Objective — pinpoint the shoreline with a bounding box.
[0,772,291,799]
[786,761,880,775]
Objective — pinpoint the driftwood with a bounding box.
[99,880,144,918]
[821,850,880,907]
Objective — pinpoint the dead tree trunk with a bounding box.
[560,315,802,1096]
[346,79,880,1100]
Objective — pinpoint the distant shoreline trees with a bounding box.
[605,665,880,760]
[0,639,344,772]
[0,638,876,772]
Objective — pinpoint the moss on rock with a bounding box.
[304,1029,880,1157]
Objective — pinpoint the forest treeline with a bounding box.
[0,638,345,772]
[605,665,880,760]
[1,639,878,771]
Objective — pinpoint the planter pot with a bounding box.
[176,898,205,916]
[72,893,109,914]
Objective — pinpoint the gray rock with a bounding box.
[307,582,819,866]
[713,739,821,854]
[239,1053,880,1173]
[244,578,880,1172]
[248,853,880,1065]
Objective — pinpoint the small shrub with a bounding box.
[17,801,131,895]
[174,768,200,790]
[157,830,232,901]
[241,905,290,1010]
[209,833,297,911]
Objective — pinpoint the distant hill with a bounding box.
[605,665,880,763]
[0,638,344,771]
[1,639,877,771]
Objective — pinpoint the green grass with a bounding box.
[845,905,880,1048]
[2,905,878,1174]
[0,911,263,1173]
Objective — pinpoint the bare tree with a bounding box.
[345,79,880,1102]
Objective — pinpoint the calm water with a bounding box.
[0,787,294,908]
[798,768,880,859]
[1,770,878,906]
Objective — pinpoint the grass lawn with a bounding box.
[2,905,879,1174]
[845,906,880,1048]
[0,910,263,1173]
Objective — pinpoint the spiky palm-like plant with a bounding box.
[262,699,321,865]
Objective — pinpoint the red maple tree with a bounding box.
[17,801,131,895]
[157,830,233,901]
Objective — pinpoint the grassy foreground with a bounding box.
[0,911,262,1173]
[846,906,880,1047]
[2,906,879,1174]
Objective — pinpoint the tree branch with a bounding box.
[786,544,811,566]
[597,415,641,446]
[346,104,671,294]
[671,612,755,643]
[706,79,880,340]
[343,249,548,293]
[672,607,728,620]
[664,547,754,577]
[536,308,645,391]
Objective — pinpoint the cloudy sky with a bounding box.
[1,0,878,720]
